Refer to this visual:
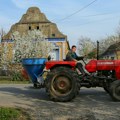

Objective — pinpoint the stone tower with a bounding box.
[2,7,67,40]
[2,7,69,60]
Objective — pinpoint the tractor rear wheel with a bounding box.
[45,67,80,102]
[110,80,120,101]
[103,87,109,93]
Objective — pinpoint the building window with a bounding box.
[37,26,39,30]
[52,34,55,37]
[29,26,31,30]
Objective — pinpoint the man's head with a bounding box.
[71,45,76,52]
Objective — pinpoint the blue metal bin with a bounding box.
[22,58,47,83]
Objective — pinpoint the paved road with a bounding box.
[0,84,120,120]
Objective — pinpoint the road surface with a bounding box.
[0,84,120,120]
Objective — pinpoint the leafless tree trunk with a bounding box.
[0,28,6,41]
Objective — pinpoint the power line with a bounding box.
[51,12,119,23]
[78,12,115,17]
[78,15,120,26]
[57,0,98,22]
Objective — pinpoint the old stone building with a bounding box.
[2,7,70,60]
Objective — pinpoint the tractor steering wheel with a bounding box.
[47,55,51,61]
[79,56,87,65]
[82,58,87,65]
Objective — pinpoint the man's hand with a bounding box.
[77,56,84,60]
[84,54,87,57]
[73,59,78,62]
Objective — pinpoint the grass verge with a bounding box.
[0,80,30,84]
[0,107,31,120]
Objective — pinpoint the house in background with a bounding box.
[2,7,70,60]
[100,42,120,60]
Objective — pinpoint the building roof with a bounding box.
[100,41,120,57]
[19,7,50,24]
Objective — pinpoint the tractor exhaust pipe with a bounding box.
[97,41,99,60]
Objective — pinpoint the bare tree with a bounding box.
[100,23,120,53]
[0,28,6,66]
[0,28,6,41]
[99,35,119,54]
[116,23,120,40]
[77,36,96,56]
[77,23,120,58]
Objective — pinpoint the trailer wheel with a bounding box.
[33,83,38,88]
[45,67,80,102]
[110,80,120,101]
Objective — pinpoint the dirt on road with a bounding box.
[0,84,120,120]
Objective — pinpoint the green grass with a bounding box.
[0,107,30,120]
[0,79,30,84]
[0,76,31,84]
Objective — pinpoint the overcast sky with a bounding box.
[0,0,120,46]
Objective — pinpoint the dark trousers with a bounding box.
[76,63,86,75]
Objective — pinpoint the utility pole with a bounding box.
[97,41,99,60]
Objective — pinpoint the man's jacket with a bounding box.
[66,50,83,61]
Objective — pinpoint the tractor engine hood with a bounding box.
[85,60,120,79]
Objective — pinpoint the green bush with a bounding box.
[11,71,26,81]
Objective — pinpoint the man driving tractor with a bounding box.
[66,45,87,76]
[22,44,120,102]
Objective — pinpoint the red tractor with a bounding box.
[43,42,120,102]
[22,57,120,102]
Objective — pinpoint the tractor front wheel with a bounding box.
[110,80,120,101]
[45,67,80,102]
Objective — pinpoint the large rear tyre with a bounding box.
[45,67,80,102]
[110,80,120,101]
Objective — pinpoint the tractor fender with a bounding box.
[45,61,76,70]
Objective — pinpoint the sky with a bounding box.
[0,0,120,46]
